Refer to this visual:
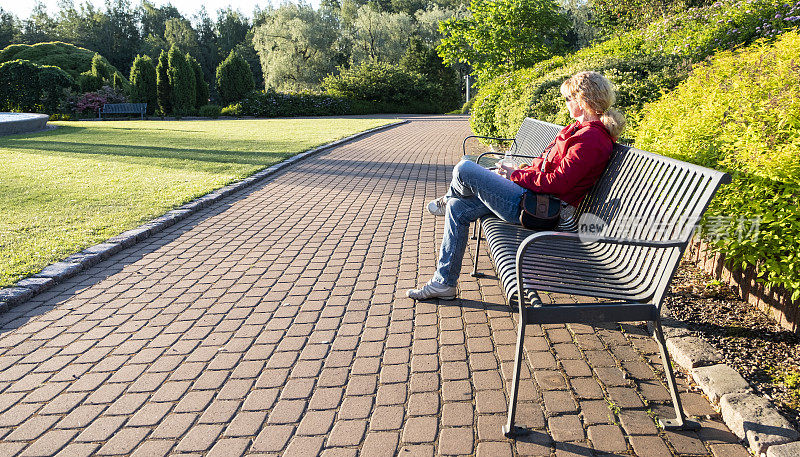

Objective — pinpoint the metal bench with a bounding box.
[463,117,563,168]
[467,118,731,437]
[99,103,147,120]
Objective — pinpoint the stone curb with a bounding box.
[0,119,408,312]
[658,306,800,456]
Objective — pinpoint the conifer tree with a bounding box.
[129,54,158,114]
[215,50,254,106]
[156,49,171,115]
[186,54,209,108]
[167,45,195,115]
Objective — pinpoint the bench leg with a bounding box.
[653,318,700,431]
[503,292,528,437]
[471,220,482,277]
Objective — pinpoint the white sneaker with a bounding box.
[406,281,457,300]
[427,196,447,217]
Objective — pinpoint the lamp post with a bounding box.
[464,74,471,102]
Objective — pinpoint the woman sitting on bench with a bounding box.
[407,71,626,300]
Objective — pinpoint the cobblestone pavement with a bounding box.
[0,116,748,456]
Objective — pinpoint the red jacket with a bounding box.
[509,120,613,206]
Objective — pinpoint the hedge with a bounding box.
[0,42,129,91]
[635,31,800,301]
[0,59,74,113]
[470,0,800,141]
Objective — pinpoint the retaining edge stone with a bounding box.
[661,305,800,455]
[720,392,799,455]
[691,364,751,404]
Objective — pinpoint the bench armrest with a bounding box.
[474,150,544,167]
[462,135,516,156]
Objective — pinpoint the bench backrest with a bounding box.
[102,103,147,114]
[509,118,562,159]
[513,118,730,306]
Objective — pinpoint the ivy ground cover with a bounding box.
[0,118,393,288]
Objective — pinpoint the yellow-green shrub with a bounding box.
[635,31,800,300]
[469,0,800,141]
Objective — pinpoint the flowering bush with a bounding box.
[642,0,800,58]
[71,86,128,115]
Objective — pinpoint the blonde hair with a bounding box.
[560,71,626,140]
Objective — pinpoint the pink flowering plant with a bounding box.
[70,86,128,115]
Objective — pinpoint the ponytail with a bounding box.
[600,108,626,140]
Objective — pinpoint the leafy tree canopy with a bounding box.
[252,3,339,91]
[437,0,569,83]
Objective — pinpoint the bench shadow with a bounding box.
[436,298,511,313]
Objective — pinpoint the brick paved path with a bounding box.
[0,116,747,456]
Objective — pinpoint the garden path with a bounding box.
[0,115,747,456]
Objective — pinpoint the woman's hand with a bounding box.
[494,161,518,178]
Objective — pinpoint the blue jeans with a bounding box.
[432,159,526,287]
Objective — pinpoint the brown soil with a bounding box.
[665,260,800,430]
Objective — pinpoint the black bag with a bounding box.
[519,191,561,230]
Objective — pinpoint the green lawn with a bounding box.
[0,118,394,288]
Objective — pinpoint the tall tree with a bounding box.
[139,0,182,39]
[20,1,57,44]
[347,5,415,64]
[97,0,141,72]
[216,8,249,59]
[186,54,209,108]
[252,3,339,91]
[167,45,195,114]
[437,0,568,83]
[156,49,171,114]
[129,54,157,114]
[0,7,20,49]
[164,17,198,55]
[194,6,218,93]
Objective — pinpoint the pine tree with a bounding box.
[129,55,158,115]
[167,45,195,115]
[156,49,171,115]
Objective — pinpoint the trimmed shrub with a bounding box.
[635,31,800,301]
[198,104,221,118]
[239,90,351,117]
[91,53,110,81]
[0,42,128,90]
[78,71,103,93]
[216,50,254,106]
[167,45,196,116]
[0,59,73,113]
[220,103,243,116]
[129,55,157,115]
[156,50,171,115]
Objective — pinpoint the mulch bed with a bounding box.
[664,260,800,430]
